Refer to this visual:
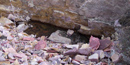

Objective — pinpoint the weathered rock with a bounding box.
[88,53,99,62]
[111,52,120,62]
[65,44,79,49]
[17,23,28,33]
[0,17,13,25]
[78,47,92,55]
[75,55,87,61]
[72,60,80,65]
[48,30,71,44]
[94,50,105,59]
[67,29,74,36]
[1,0,128,37]
[80,43,89,49]
[99,38,112,50]
[64,48,78,56]
[89,36,100,50]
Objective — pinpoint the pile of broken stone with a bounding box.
[0,16,121,65]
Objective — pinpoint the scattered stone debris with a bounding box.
[0,16,121,65]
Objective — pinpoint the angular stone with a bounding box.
[88,53,99,62]
[111,52,120,62]
[17,24,29,33]
[94,50,105,59]
[64,49,78,56]
[72,60,80,65]
[78,47,92,55]
[80,43,89,49]
[99,38,112,50]
[89,36,100,50]
[48,30,71,44]
[8,53,15,59]
[75,55,87,61]
[65,44,79,49]
[67,29,74,36]
[0,17,13,25]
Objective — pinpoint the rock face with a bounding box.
[0,0,129,36]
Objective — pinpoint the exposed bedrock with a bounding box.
[0,0,130,36]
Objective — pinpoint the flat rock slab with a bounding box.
[48,30,71,44]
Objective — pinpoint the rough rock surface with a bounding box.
[0,0,129,36]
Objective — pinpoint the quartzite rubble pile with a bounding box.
[0,16,121,65]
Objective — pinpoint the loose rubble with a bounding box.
[0,16,121,65]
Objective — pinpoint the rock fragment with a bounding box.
[64,48,78,55]
[80,43,89,49]
[75,55,87,62]
[88,53,99,62]
[67,29,74,36]
[35,40,47,50]
[78,47,92,55]
[99,38,112,50]
[48,30,71,44]
[89,36,100,50]
[17,24,29,33]
[65,44,79,49]
[94,50,105,59]
[0,17,13,25]
[111,52,120,62]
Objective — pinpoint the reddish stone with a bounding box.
[35,40,47,50]
[89,36,100,50]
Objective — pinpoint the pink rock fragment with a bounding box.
[23,37,35,41]
[14,52,27,60]
[35,40,47,50]
[4,48,17,54]
[89,36,100,50]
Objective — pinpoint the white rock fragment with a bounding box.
[72,60,80,65]
[0,26,5,31]
[28,0,34,7]
[0,51,3,56]
[13,59,20,65]
[7,35,13,40]
[114,20,121,27]
[111,52,120,62]
[0,56,6,61]
[49,55,63,61]
[49,30,71,44]
[8,53,14,59]
[94,50,105,59]
[65,44,79,49]
[39,61,51,65]
[8,14,17,20]
[0,17,13,25]
[67,29,74,36]
[80,43,89,49]
[3,30,11,37]
[75,55,87,61]
[26,16,30,21]
[31,58,38,65]
[17,24,28,32]
[88,53,99,62]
